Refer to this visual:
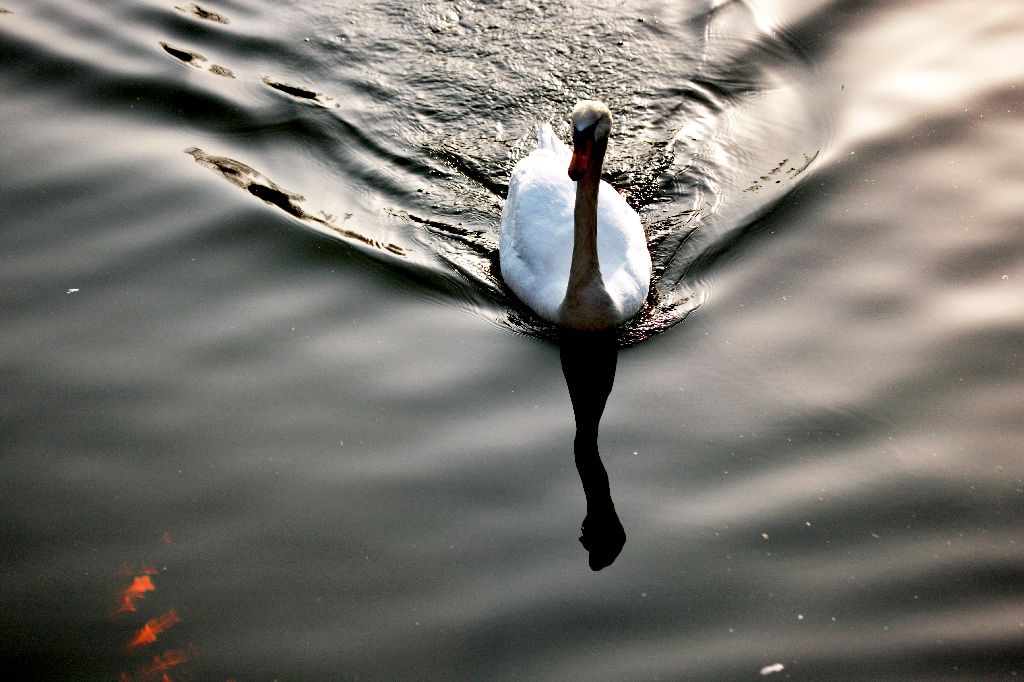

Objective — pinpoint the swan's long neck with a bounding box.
[560,136,616,331]
[568,152,602,291]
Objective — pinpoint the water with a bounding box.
[1,0,1022,679]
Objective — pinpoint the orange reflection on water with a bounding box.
[114,559,191,681]
[119,645,195,682]
[139,646,194,680]
[127,609,181,649]
[117,575,156,614]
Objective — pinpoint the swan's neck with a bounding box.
[560,138,617,331]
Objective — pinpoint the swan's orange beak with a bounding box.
[568,137,593,181]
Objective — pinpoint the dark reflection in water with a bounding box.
[559,330,625,570]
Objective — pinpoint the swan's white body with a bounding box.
[499,124,651,326]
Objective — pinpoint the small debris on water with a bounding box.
[208,64,235,78]
[760,662,785,675]
[174,3,228,24]
[66,288,79,294]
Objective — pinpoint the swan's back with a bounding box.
[499,125,651,325]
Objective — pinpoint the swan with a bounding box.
[499,101,651,331]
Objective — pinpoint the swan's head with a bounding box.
[571,100,612,140]
[568,100,612,181]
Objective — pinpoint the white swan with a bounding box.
[499,101,651,331]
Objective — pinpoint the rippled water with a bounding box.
[2,0,1022,679]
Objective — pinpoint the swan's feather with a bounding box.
[536,122,569,156]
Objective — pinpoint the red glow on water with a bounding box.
[119,646,195,682]
[117,575,156,613]
[114,538,237,681]
[129,625,158,648]
[114,563,188,681]
[128,610,181,649]
[143,646,194,674]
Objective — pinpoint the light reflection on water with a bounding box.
[1,0,1022,679]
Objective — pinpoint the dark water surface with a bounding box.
[2,0,1022,679]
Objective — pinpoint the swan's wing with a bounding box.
[499,147,575,321]
[536,123,571,157]
[597,182,652,318]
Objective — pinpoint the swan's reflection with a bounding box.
[559,329,625,570]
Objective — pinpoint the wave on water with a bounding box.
[2,0,826,344]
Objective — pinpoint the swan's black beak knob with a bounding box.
[568,124,595,181]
